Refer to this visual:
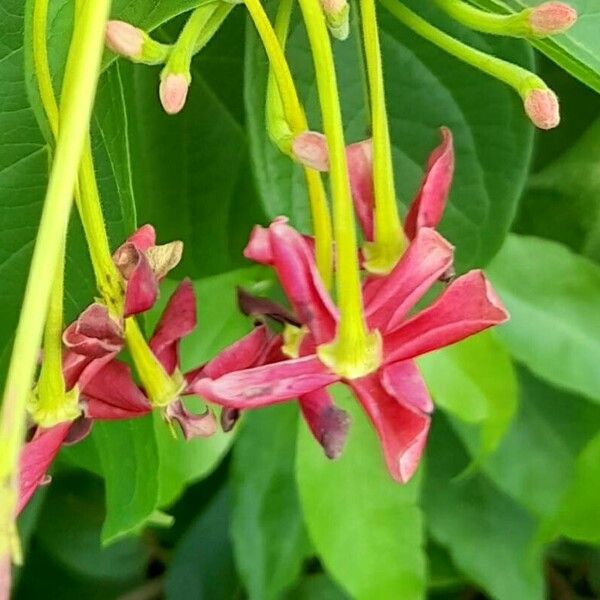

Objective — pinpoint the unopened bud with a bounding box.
[105,20,144,59]
[159,74,190,115]
[529,2,577,36]
[524,88,560,129]
[320,0,350,41]
[292,131,329,171]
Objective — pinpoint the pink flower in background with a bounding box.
[190,219,508,482]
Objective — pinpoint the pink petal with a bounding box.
[0,552,10,600]
[126,224,156,251]
[63,417,94,445]
[150,279,196,374]
[404,128,454,239]
[187,326,279,386]
[299,388,351,459]
[346,139,374,241]
[189,356,338,408]
[165,400,217,440]
[18,422,72,514]
[62,350,117,392]
[383,270,509,363]
[245,218,338,344]
[350,374,430,483]
[120,244,158,318]
[62,303,123,357]
[381,361,433,413]
[81,360,151,420]
[243,225,273,264]
[364,228,454,332]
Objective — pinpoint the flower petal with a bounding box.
[126,224,156,251]
[121,244,158,318]
[62,350,117,392]
[346,138,374,241]
[381,360,433,413]
[18,422,72,514]
[165,400,217,440]
[299,388,351,459]
[190,356,338,408]
[383,270,509,363]
[245,219,338,344]
[350,374,430,483]
[404,128,454,239]
[81,360,151,419]
[150,279,196,373]
[62,303,123,357]
[364,228,454,332]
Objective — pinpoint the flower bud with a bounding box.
[524,88,560,130]
[159,74,190,115]
[105,20,144,59]
[292,131,329,171]
[320,0,350,41]
[529,2,577,36]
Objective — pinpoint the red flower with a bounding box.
[190,219,507,482]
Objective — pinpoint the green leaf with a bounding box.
[424,417,545,600]
[287,574,351,600]
[94,417,160,544]
[470,0,600,93]
[245,1,534,272]
[487,234,600,403]
[418,331,517,458]
[232,405,311,600]
[164,487,240,600]
[296,385,426,600]
[542,431,600,544]
[515,116,600,262]
[458,368,600,521]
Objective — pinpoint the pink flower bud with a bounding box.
[524,88,560,130]
[105,20,144,58]
[159,74,190,115]
[292,131,329,171]
[529,2,577,36]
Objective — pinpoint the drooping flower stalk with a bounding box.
[297,0,382,378]
[247,0,333,288]
[380,0,561,129]
[160,4,234,114]
[434,0,577,38]
[359,0,407,274]
[0,0,111,589]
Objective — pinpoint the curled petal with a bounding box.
[364,228,454,332]
[62,350,117,392]
[190,356,339,408]
[346,139,374,240]
[63,417,94,445]
[381,361,433,413]
[292,131,329,171]
[384,270,509,363]
[220,408,240,432]
[150,279,196,374]
[350,374,430,483]
[81,360,151,420]
[299,389,351,459]
[146,241,183,280]
[245,219,338,344]
[125,224,156,252]
[404,128,454,239]
[18,422,72,514]
[116,243,158,318]
[62,303,123,358]
[166,400,217,440]
[244,225,273,264]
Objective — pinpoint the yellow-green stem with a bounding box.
[297,0,381,378]
[0,0,111,569]
[380,0,548,98]
[360,0,406,274]
[266,0,333,289]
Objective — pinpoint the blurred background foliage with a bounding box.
[1,0,600,597]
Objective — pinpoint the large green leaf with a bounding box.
[458,368,600,521]
[245,0,534,272]
[296,386,426,600]
[418,331,517,459]
[424,417,545,600]
[94,417,160,544]
[232,405,311,600]
[487,234,600,402]
[470,0,600,93]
